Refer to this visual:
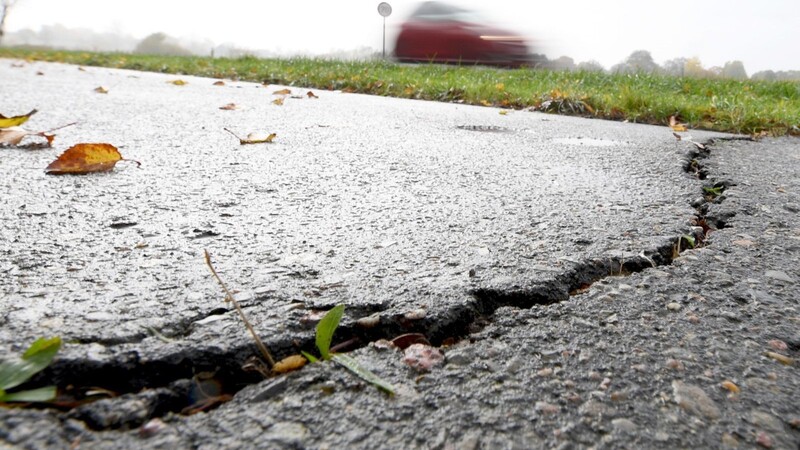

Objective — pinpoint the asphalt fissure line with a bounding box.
[17,138,739,431]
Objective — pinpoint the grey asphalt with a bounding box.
[1,59,798,449]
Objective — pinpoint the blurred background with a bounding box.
[2,0,799,78]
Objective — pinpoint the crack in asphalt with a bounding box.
[18,138,743,431]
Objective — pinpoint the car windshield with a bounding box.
[410,1,483,23]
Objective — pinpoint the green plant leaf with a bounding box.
[301,350,319,363]
[332,353,395,395]
[316,304,344,360]
[703,186,723,197]
[682,234,696,249]
[0,337,61,391]
[0,386,57,403]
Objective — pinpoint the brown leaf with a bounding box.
[391,333,430,349]
[219,103,238,110]
[307,91,319,99]
[169,79,188,86]
[0,109,38,128]
[213,80,225,86]
[45,143,139,175]
[1,122,75,149]
[272,355,307,374]
[272,98,284,106]
[223,128,276,145]
[691,141,706,150]
[672,132,682,141]
[94,86,109,94]
[720,380,740,394]
[273,88,292,95]
[36,71,44,76]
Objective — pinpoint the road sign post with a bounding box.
[377,2,392,59]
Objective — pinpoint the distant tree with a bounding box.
[549,55,575,71]
[577,60,605,72]
[684,57,714,78]
[751,70,777,81]
[134,32,192,56]
[613,50,659,74]
[0,0,21,45]
[721,60,748,80]
[661,57,689,77]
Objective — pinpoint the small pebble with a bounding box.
[756,431,773,449]
[767,339,788,351]
[721,433,739,448]
[535,401,560,415]
[667,302,682,311]
[537,368,554,377]
[666,359,685,371]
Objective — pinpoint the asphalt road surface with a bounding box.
[1,59,798,449]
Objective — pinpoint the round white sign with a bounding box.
[378,2,392,17]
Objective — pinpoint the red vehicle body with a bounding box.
[394,2,531,67]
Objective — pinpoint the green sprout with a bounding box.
[0,337,61,404]
[302,305,395,395]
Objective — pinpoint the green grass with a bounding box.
[3,48,799,136]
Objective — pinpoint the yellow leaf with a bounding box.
[224,128,277,145]
[499,110,508,116]
[272,98,284,106]
[0,109,38,128]
[495,83,505,91]
[272,355,307,374]
[45,143,139,175]
[273,88,292,95]
[669,115,688,132]
[480,100,492,107]
[94,86,109,94]
[169,79,188,86]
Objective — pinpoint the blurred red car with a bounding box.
[394,1,531,67]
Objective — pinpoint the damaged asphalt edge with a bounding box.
[18,137,741,430]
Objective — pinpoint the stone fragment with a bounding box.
[667,302,682,311]
[672,380,721,420]
[721,432,739,448]
[764,270,794,283]
[403,344,444,371]
[611,418,637,433]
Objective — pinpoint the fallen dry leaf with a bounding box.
[669,116,688,132]
[391,333,430,350]
[672,132,682,141]
[213,80,225,86]
[1,122,75,149]
[272,355,307,374]
[307,91,319,99]
[219,103,239,111]
[499,110,508,115]
[0,109,38,128]
[0,127,29,146]
[169,79,188,86]
[94,86,109,94]
[272,98,284,106]
[273,88,291,95]
[36,71,44,76]
[223,128,276,145]
[45,143,139,175]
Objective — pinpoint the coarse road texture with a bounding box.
[1,60,798,449]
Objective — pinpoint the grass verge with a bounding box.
[2,48,799,136]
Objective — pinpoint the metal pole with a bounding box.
[382,17,386,59]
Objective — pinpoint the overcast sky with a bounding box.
[7,0,800,73]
